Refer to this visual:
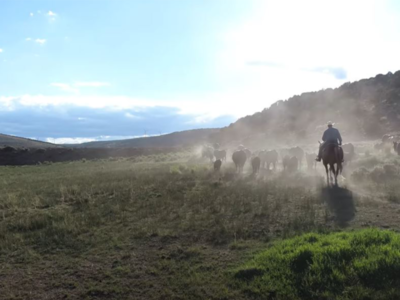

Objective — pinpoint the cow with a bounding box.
[342,143,355,154]
[214,149,227,161]
[375,142,391,154]
[259,150,279,170]
[342,143,355,164]
[393,142,400,155]
[244,148,252,160]
[201,145,214,162]
[282,155,290,171]
[306,153,317,170]
[251,156,261,174]
[232,150,247,173]
[288,147,304,167]
[214,159,222,171]
[382,134,392,143]
[287,156,299,172]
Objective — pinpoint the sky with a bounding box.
[1,0,400,144]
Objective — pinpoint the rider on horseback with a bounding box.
[316,121,342,162]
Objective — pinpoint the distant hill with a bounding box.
[0,133,59,148]
[3,70,400,151]
[73,128,219,148]
[210,70,400,148]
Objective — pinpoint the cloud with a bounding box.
[35,39,46,45]
[125,112,141,119]
[0,98,235,141]
[26,38,32,41]
[30,12,33,17]
[74,82,110,87]
[51,83,79,93]
[45,137,96,144]
[45,136,137,144]
[47,11,57,22]
[0,49,3,53]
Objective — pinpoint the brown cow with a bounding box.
[232,150,247,173]
[260,150,278,170]
[214,149,227,161]
[306,153,317,170]
[251,156,261,174]
[214,159,222,171]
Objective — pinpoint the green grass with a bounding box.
[233,229,400,300]
[0,151,400,299]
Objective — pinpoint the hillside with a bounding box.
[210,70,400,147]
[74,128,218,148]
[0,133,59,148]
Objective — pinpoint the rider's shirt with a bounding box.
[322,127,342,144]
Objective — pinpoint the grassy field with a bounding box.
[1,146,400,299]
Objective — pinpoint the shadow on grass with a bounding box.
[320,186,356,227]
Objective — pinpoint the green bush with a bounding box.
[233,229,400,300]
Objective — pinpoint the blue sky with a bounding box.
[1,0,400,143]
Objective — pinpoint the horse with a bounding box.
[321,142,343,186]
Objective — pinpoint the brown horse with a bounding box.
[321,143,343,186]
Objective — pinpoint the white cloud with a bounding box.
[46,137,96,144]
[35,39,46,45]
[125,112,141,119]
[47,11,57,22]
[75,82,110,87]
[30,12,34,17]
[45,135,138,144]
[51,83,79,93]
[0,94,239,122]
[0,49,3,53]
[25,37,32,41]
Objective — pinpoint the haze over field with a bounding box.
[4,2,400,299]
[1,0,400,143]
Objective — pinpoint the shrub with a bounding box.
[233,229,400,299]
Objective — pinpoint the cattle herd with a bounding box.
[203,141,360,176]
[203,133,400,186]
[204,144,317,174]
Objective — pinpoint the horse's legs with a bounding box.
[329,164,335,185]
[334,164,339,186]
[324,164,329,185]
